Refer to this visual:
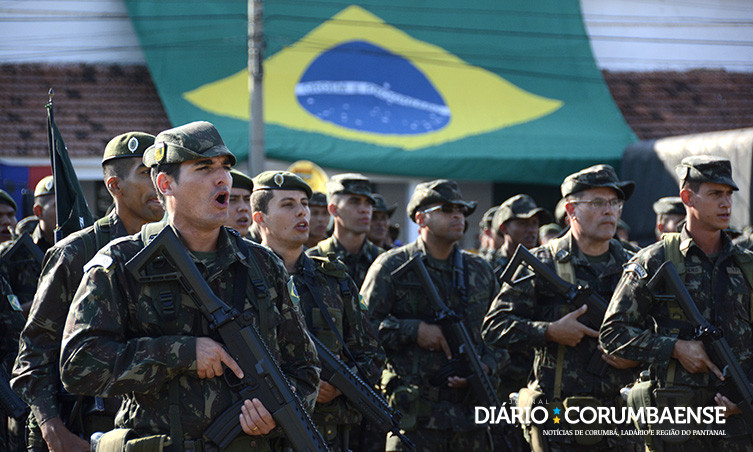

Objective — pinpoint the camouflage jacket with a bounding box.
[362,238,506,431]
[12,211,126,424]
[291,252,385,426]
[0,225,51,306]
[482,231,636,402]
[601,229,753,409]
[1,274,24,374]
[307,236,383,289]
[60,222,320,441]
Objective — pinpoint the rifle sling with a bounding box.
[548,238,575,401]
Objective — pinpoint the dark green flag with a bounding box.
[46,92,94,242]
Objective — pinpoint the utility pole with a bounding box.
[247,0,265,176]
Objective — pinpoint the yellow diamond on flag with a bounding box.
[183,5,563,150]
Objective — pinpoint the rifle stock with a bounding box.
[0,367,27,419]
[126,227,327,452]
[647,261,753,428]
[391,252,501,408]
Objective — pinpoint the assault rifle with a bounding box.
[647,261,753,428]
[500,244,610,376]
[0,366,27,419]
[126,227,327,452]
[391,252,501,408]
[0,232,44,268]
[310,334,414,449]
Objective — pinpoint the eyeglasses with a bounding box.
[571,198,624,211]
[422,203,470,216]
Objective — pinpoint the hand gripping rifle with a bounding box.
[309,334,415,449]
[125,227,327,452]
[500,244,610,376]
[391,251,501,408]
[647,261,753,428]
[0,366,27,419]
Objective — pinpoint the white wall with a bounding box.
[1,0,751,72]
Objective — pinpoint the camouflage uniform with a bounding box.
[307,236,383,289]
[292,252,385,451]
[60,222,320,450]
[0,274,26,452]
[364,236,505,452]
[12,211,127,450]
[0,224,50,307]
[482,165,639,452]
[601,157,753,451]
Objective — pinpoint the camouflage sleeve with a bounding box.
[482,266,549,351]
[11,245,77,424]
[476,272,509,377]
[599,257,676,363]
[266,254,320,411]
[60,255,197,397]
[342,276,385,385]
[0,275,23,373]
[362,255,421,352]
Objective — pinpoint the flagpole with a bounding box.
[247,0,265,177]
[45,88,61,242]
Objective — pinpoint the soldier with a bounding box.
[482,164,640,452]
[0,274,24,452]
[601,156,753,451]
[305,192,331,249]
[226,169,253,238]
[307,173,383,289]
[476,206,499,260]
[252,170,384,451]
[11,132,164,452]
[0,190,18,244]
[0,176,57,314]
[652,196,686,240]
[487,194,551,279]
[60,121,320,450]
[363,179,506,452]
[368,194,397,250]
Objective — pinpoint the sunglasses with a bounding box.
[422,203,470,216]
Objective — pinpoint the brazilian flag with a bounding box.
[46,96,94,242]
[125,1,635,184]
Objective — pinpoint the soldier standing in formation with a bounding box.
[652,196,685,239]
[306,192,331,249]
[308,173,383,289]
[0,190,18,244]
[601,156,753,451]
[368,194,397,250]
[483,165,641,452]
[363,179,506,452]
[252,170,384,451]
[60,121,320,451]
[12,132,164,452]
[226,169,254,239]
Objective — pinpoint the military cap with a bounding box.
[554,198,568,227]
[407,179,477,221]
[0,189,17,211]
[102,132,155,164]
[561,164,635,200]
[143,121,236,168]
[309,192,327,207]
[479,206,499,230]
[652,196,684,216]
[675,155,738,190]
[230,169,254,192]
[372,194,397,217]
[327,173,375,203]
[34,176,54,197]
[539,222,562,237]
[492,194,552,232]
[252,171,312,199]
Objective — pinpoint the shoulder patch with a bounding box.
[358,294,368,311]
[624,262,647,279]
[287,277,301,308]
[7,294,22,312]
[83,254,114,273]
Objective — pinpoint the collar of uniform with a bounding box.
[415,237,456,270]
[678,225,735,258]
[553,230,626,269]
[331,235,370,260]
[293,251,315,278]
[216,226,249,270]
[108,210,129,238]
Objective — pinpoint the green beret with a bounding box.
[372,194,396,217]
[652,196,684,216]
[407,179,477,221]
[309,192,328,207]
[34,176,54,197]
[230,169,254,192]
[0,189,17,211]
[561,164,634,200]
[143,121,236,168]
[102,132,155,164]
[252,171,312,199]
[675,155,738,190]
[492,194,552,232]
[327,173,375,203]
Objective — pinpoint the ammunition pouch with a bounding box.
[94,428,171,452]
[387,384,427,431]
[563,396,604,446]
[517,384,548,452]
[627,380,695,451]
